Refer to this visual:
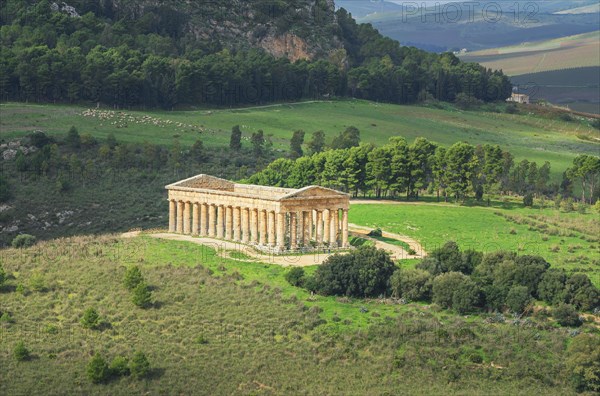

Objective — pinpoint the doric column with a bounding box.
[342,209,349,247]
[323,209,330,244]
[268,211,276,247]
[192,203,199,235]
[169,200,176,232]
[208,204,216,237]
[225,206,233,240]
[251,209,259,244]
[200,203,208,236]
[276,212,285,249]
[316,210,323,245]
[233,207,241,241]
[176,201,184,233]
[303,211,311,246]
[224,206,233,239]
[290,212,298,249]
[184,201,191,234]
[332,208,339,246]
[217,205,224,238]
[260,210,267,245]
[242,208,250,243]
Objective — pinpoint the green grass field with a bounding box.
[1,100,597,181]
[0,234,590,394]
[349,202,600,286]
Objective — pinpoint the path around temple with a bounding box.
[123,228,426,266]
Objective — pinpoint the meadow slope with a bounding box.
[1,100,597,181]
[0,234,591,395]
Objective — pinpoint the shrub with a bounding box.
[451,278,480,314]
[285,267,306,287]
[123,266,144,290]
[129,351,151,378]
[80,308,101,329]
[537,268,567,305]
[432,272,480,313]
[523,193,533,207]
[87,353,110,383]
[561,198,574,212]
[594,199,600,213]
[390,269,432,301]
[514,255,550,293]
[482,284,508,311]
[566,334,600,393]
[312,246,396,297]
[367,228,382,237]
[418,241,480,275]
[14,341,30,361]
[131,282,152,308]
[553,303,582,327]
[11,234,36,248]
[506,285,532,314]
[303,275,317,292]
[109,356,130,377]
[564,273,600,311]
[66,126,81,148]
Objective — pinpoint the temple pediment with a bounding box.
[280,186,350,200]
[167,174,235,191]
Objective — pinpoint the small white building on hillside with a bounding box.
[507,93,530,104]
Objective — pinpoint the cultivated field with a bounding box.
[1,100,597,181]
[460,31,600,76]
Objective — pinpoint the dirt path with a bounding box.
[348,224,426,259]
[147,233,338,267]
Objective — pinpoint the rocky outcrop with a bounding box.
[108,0,342,62]
[259,33,313,62]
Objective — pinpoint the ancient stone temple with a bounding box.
[166,174,350,252]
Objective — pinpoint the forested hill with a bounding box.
[0,0,512,108]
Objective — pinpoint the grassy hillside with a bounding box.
[460,31,600,76]
[2,100,597,181]
[0,234,593,394]
[349,202,600,286]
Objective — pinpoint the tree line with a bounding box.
[248,129,600,203]
[0,1,512,108]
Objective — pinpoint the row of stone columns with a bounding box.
[169,200,349,249]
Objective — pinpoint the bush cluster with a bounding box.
[290,242,599,324]
[87,351,151,383]
[11,234,36,248]
[123,266,153,308]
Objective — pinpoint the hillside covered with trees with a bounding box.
[0,0,512,108]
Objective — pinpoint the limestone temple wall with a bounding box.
[166,174,350,253]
